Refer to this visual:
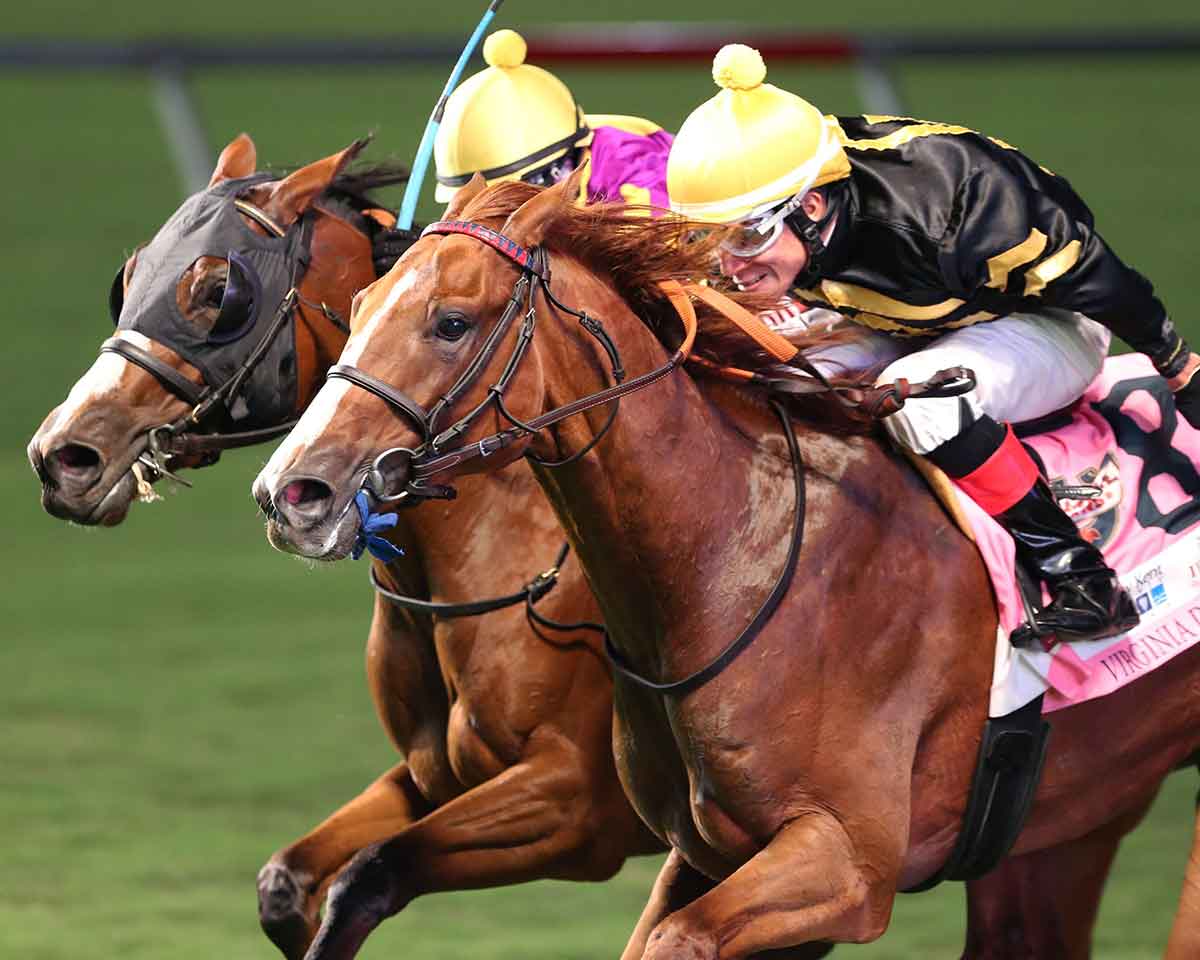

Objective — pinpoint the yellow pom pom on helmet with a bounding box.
[667,44,851,224]
[434,29,592,202]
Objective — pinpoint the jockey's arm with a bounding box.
[939,163,1193,383]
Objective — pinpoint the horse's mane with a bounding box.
[458,180,876,434]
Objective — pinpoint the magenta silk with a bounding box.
[959,355,1200,716]
[585,125,674,209]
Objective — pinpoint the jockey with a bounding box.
[432,29,673,209]
[668,45,1200,644]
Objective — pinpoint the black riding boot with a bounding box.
[997,480,1140,642]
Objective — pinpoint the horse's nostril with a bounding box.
[283,478,331,507]
[53,444,101,471]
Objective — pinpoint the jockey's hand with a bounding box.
[372,227,422,277]
[1169,352,1200,429]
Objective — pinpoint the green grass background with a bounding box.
[4,2,1200,957]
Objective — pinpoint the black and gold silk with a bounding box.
[792,116,1181,371]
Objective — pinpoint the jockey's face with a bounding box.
[718,191,827,300]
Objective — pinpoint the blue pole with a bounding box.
[396,0,506,230]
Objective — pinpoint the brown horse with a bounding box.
[254,174,1196,959]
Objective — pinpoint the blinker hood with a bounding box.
[114,174,304,430]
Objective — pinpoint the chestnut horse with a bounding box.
[254,175,1195,959]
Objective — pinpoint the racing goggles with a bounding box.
[521,155,577,189]
[720,192,807,259]
[713,118,843,259]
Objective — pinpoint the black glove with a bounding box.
[1172,369,1200,430]
[372,226,422,277]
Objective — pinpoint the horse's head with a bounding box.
[30,133,393,525]
[254,173,716,560]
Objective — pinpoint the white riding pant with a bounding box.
[804,309,1112,454]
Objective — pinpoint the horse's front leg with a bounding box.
[303,738,634,960]
[624,850,833,960]
[640,812,899,959]
[259,591,448,960]
[622,850,718,960]
[257,761,432,959]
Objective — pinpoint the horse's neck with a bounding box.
[299,210,374,374]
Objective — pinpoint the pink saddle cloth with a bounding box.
[956,355,1200,716]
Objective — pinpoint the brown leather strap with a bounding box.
[683,283,799,363]
[100,336,207,406]
[410,279,699,482]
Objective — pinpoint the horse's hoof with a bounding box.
[257,861,316,960]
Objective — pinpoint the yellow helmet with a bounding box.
[667,44,851,223]
[434,29,592,202]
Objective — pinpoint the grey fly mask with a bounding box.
[104,174,312,432]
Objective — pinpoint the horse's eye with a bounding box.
[436,314,470,342]
[208,251,260,344]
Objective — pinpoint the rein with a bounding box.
[604,395,805,695]
[369,541,570,617]
[366,539,605,642]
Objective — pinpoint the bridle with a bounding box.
[328,220,628,505]
[329,219,700,507]
[99,200,345,486]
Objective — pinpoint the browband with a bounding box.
[421,220,548,277]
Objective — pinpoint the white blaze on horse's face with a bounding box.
[254,266,427,549]
[341,268,421,366]
[260,267,422,481]
[55,331,156,425]
[258,376,353,489]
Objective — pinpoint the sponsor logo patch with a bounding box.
[1055,453,1122,549]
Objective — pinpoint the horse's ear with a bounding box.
[209,133,258,187]
[558,161,588,206]
[263,137,369,225]
[442,173,488,220]
[500,166,583,246]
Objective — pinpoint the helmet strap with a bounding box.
[786,183,848,288]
